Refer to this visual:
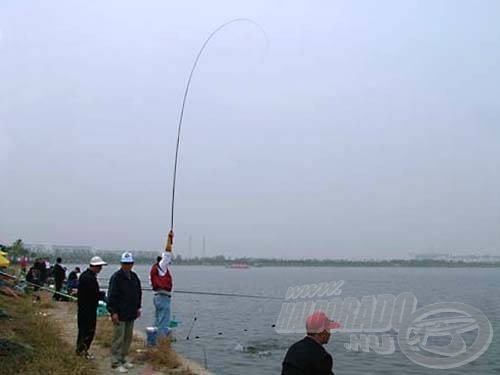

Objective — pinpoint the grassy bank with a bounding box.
[0,293,96,375]
[0,280,203,375]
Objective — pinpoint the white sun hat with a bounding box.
[89,256,107,266]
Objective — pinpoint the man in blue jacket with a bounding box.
[107,252,142,373]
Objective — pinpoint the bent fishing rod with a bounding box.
[168,18,267,242]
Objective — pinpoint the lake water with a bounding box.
[95,265,499,374]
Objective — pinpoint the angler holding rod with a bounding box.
[149,229,175,337]
[154,19,267,339]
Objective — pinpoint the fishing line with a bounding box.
[97,277,281,300]
[169,18,268,233]
[1,270,281,345]
[149,288,281,300]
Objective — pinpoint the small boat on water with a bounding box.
[227,263,250,269]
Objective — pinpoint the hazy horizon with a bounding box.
[2,1,500,259]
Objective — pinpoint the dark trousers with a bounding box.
[76,307,97,354]
[53,279,63,300]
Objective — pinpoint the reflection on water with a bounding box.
[95,265,499,375]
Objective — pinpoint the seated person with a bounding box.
[67,267,81,290]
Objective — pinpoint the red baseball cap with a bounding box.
[305,311,341,333]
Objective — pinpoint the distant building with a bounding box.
[413,252,452,261]
[24,243,49,253]
[412,252,500,263]
[52,245,93,253]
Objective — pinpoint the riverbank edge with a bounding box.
[133,326,212,375]
[45,293,212,375]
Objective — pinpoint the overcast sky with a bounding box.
[1,1,499,259]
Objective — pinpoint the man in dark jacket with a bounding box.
[107,251,142,372]
[76,256,107,358]
[282,311,340,375]
[34,258,47,285]
[26,265,40,288]
[52,257,66,301]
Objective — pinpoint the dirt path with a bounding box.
[47,301,211,375]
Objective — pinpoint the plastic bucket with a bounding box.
[146,327,158,346]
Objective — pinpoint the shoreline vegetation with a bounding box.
[2,239,499,268]
[0,289,207,375]
[0,291,96,375]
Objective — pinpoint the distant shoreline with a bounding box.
[10,243,500,268]
[7,240,499,268]
[177,264,500,268]
[175,262,500,268]
[73,259,500,268]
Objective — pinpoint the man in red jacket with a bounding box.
[150,230,174,336]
